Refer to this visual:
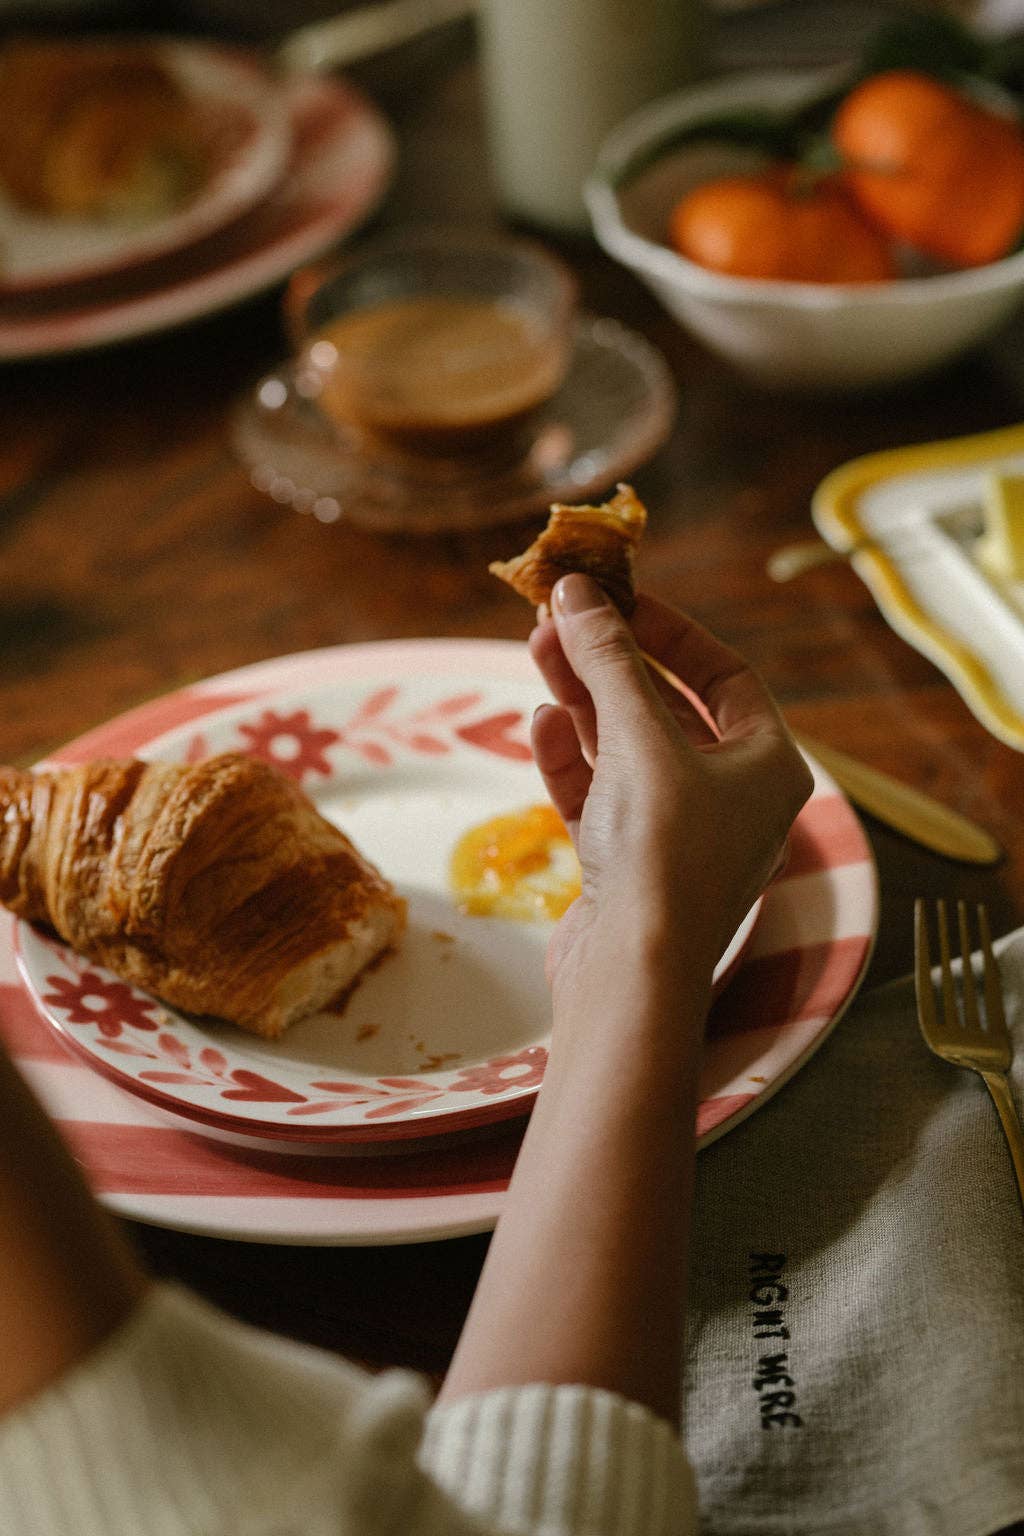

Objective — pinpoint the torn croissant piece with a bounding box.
[489,483,647,615]
[0,753,405,1040]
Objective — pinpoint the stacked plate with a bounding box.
[4,639,878,1245]
[0,38,395,361]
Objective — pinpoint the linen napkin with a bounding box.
[684,926,1024,1536]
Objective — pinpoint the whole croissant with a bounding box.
[0,753,405,1039]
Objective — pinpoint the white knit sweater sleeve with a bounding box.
[0,1283,697,1536]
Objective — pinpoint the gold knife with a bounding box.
[792,734,1001,865]
[638,648,1001,865]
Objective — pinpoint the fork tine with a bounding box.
[914,897,1024,1210]
[977,903,1009,1039]
[957,901,981,1033]
[936,899,958,1029]
[914,898,938,1038]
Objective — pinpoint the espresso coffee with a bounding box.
[312,295,568,453]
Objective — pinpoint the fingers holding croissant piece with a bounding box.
[0,754,405,1039]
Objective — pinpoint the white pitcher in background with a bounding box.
[478,0,703,231]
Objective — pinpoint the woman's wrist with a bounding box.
[550,934,714,1083]
[552,902,719,1029]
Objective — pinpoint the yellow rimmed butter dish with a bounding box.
[812,421,1024,754]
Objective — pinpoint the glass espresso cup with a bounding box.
[286,230,578,457]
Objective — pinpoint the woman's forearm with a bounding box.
[0,1047,146,1417]
[438,947,710,1427]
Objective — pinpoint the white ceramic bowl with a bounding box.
[585,67,1024,390]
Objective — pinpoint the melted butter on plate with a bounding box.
[977,472,1024,589]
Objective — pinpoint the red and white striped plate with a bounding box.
[1,641,877,1244]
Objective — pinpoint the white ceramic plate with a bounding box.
[0,39,291,295]
[3,640,878,1243]
[0,71,394,359]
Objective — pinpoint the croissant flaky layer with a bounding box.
[0,753,406,1039]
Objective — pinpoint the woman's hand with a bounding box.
[529,575,813,1012]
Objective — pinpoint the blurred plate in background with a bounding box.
[0,39,292,297]
[0,72,394,359]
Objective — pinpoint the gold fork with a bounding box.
[914,898,1024,1212]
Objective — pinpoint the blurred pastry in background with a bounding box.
[0,38,209,221]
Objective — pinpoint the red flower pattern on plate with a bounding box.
[41,972,160,1038]
[328,687,533,765]
[454,711,533,761]
[134,1033,309,1102]
[329,687,491,767]
[451,1046,548,1095]
[236,708,340,782]
[36,947,549,1122]
[214,688,531,775]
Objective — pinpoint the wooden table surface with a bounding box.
[2,32,1024,1381]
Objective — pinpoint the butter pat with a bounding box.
[976,472,1024,580]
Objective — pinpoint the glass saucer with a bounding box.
[231,315,675,535]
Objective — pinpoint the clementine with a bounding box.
[668,166,896,284]
[833,69,1024,267]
